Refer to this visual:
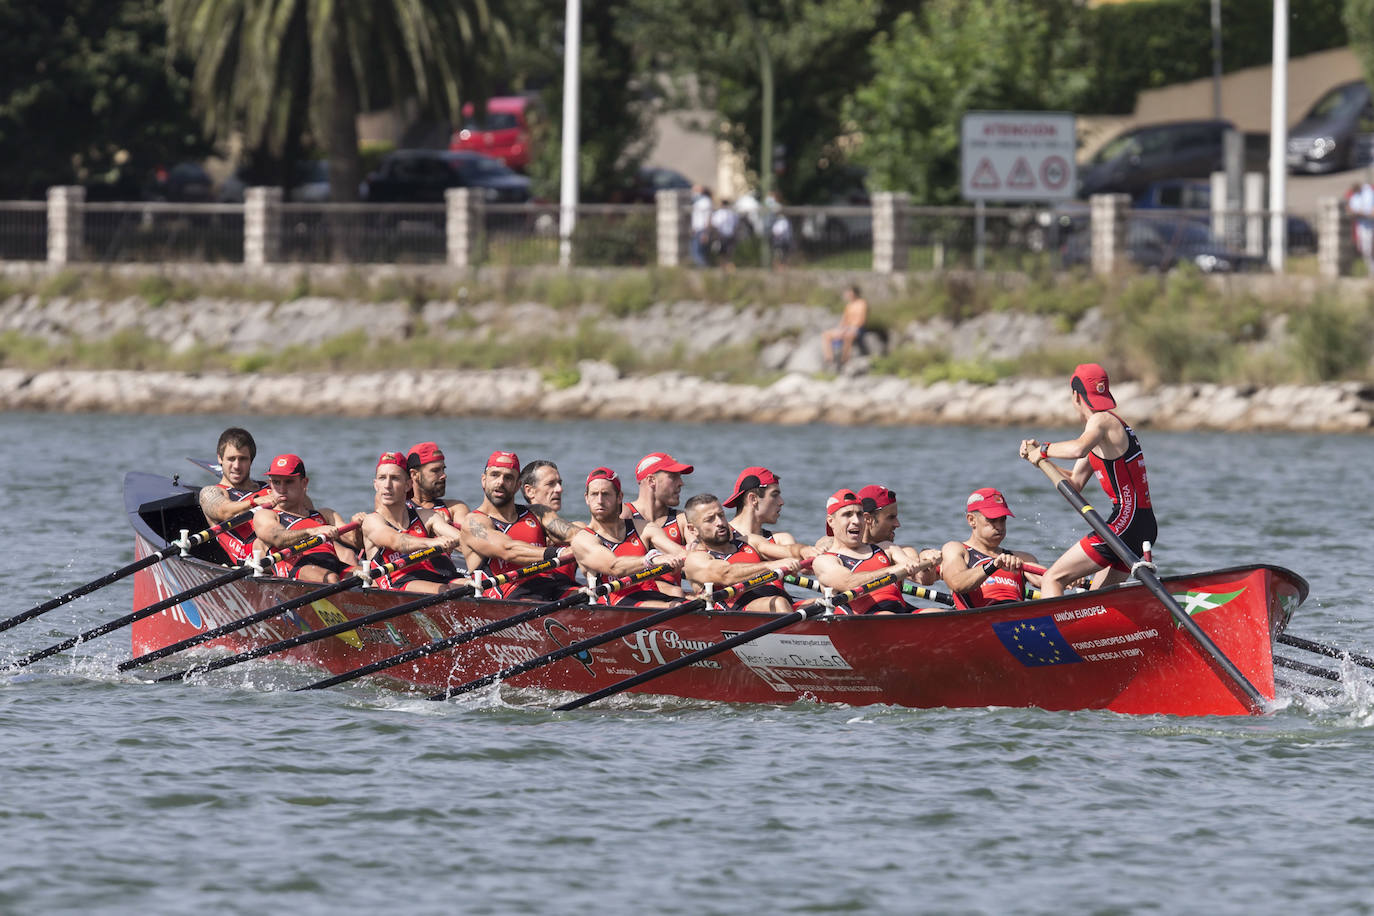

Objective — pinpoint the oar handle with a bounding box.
[1030,454,1266,713]
[785,573,957,608]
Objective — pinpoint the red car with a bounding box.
[449,96,536,172]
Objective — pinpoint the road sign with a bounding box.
[960,112,1077,202]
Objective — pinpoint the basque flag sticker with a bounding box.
[992,616,1084,667]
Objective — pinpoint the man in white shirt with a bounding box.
[690,185,713,267]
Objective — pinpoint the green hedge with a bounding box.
[1082,0,1348,114]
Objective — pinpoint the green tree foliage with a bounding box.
[505,0,653,202]
[0,0,210,199]
[844,0,1090,204]
[627,0,894,204]
[1346,0,1374,96]
[167,0,509,201]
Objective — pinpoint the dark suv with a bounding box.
[361,150,532,203]
[1078,120,1255,201]
[1287,80,1374,174]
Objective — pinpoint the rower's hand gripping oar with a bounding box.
[425,563,808,702]
[155,555,567,683]
[1028,456,1267,714]
[0,510,254,635]
[556,570,899,711]
[297,560,677,692]
[6,523,356,671]
[118,524,446,672]
[785,572,956,607]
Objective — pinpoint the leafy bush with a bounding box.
[1287,294,1374,381]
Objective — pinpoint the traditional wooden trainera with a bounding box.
[125,472,1309,716]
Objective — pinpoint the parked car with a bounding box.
[1061,216,1266,273]
[449,96,537,172]
[217,160,331,203]
[1135,179,1316,253]
[1287,80,1374,174]
[1077,120,1265,202]
[608,166,692,204]
[361,150,532,203]
[85,162,213,203]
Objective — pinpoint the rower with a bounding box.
[813,489,935,614]
[251,453,361,583]
[519,459,582,595]
[197,426,277,564]
[940,488,1042,609]
[856,484,941,579]
[722,466,817,562]
[460,450,577,601]
[1019,362,1157,597]
[623,451,693,546]
[681,493,800,614]
[405,441,470,528]
[570,467,684,607]
[359,451,466,593]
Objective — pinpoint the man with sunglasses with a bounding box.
[1019,362,1157,597]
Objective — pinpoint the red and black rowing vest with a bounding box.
[369,506,458,589]
[214,482,267,563]
[473,506,549,598]
[953,544,1028,610]
[705,535,789,611]
[629,504,686,546]
[1089,412,1154,532]
[590,522,660,604]
[826,545,905,615]
[271,508,341,579]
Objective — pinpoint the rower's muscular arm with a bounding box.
[199,484,270,523]
[812,553,914,593]
[747,533,817,562]
[571,529,646,578]
[940,541,1018,594]
[528,503,582,545]
[460,514,550,565]
[683,552,796,588]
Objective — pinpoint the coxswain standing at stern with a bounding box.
[461,450,577,602]
[940,488,1041,609]
[359,451,466,593]
[251,454,361,583]
[1019,362,1157,597]
[197,426,278,564]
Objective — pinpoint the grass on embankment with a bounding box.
[1,266,1371,387]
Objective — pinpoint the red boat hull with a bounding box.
[129,533,1305,716]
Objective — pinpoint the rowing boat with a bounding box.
[125,471,1309,716]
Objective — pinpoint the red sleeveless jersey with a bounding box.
[953,544,1028,609]
[826,546,903,615]
[270,508,339,578]
[214,482,267,564]
[473,506,548,598]
[1089,412,1152,513]
[705,535,789,610]
[590,521,660,604]
[368,505,459,589]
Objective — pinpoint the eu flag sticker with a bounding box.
[992,616,1084,667]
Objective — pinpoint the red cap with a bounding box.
[376,451,408,472]
[267,454,306,478]
[585,466,622,495]
[486,450,520,471]
[858,485,897,512]
[634,452,694,482]
[722,467,779,508]
[824,488,861,535]
[1071,363,1116,410]
[966,487,1014,519]
[406,441,444,469]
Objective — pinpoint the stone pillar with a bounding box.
[243,187,282,266]
[47,185,84,265]
[1090,193,1130,276]
[656,189,690,267]
[1243,172,1266,258]
[1317,196,1353,279]
[1209,171,1229,243]
[872,191,910,274]
[446,187,486,268]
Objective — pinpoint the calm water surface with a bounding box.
[2,411,1373,914]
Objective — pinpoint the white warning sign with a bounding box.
[961,111,1077,202]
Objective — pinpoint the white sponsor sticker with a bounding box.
[732,633,853,672]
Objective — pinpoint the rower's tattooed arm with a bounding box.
[529,504,580,543]
[198,485,244,523]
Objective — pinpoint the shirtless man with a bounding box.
[251,454,361,583]
[820,284,868,370]
[623,451,693,546]
[197,427,277,564]
[405,441,469,528]
[571,467,685,607]
[723,466,816,561]
[359,451,466,593]
[681,494,800,614]
[940,488,1041,609]
[1019,362,1157,597]
[461,450,578,602]
[813,489,938,615]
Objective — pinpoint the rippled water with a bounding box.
[3,411,1374,913]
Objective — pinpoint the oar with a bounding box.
[556,572,901,711]
[426,567,793,702]
[120,528,428,672]
[5,525,354,671]
[296,562,677,692]
[784,572,956,607]
[1274,654,1342,682]
[1277,634,1374,672]
[0,510,254,635]
[1029,457,1267,713]
[155,556,566,683]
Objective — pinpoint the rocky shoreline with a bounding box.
[3,364,1372,432]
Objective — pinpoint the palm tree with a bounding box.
[167,0,508,201]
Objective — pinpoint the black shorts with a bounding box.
[292,553,349,579]
[508,574,577,603]
[728,583,791,611]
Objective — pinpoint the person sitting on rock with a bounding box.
[821,285,869,370]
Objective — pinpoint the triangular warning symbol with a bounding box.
[1007,156,1036,189]
[970,158,999,189]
